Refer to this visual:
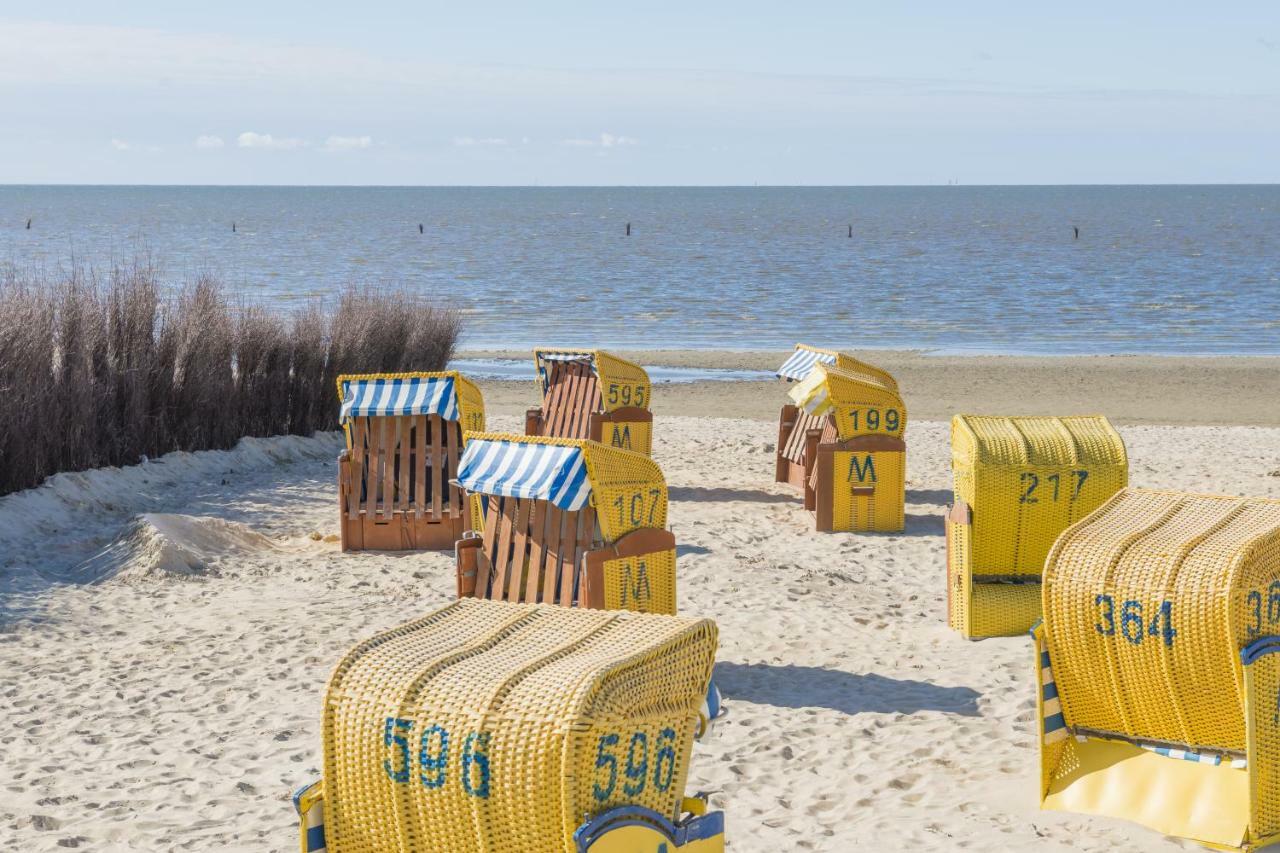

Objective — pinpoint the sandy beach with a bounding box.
[2,353,1279,852]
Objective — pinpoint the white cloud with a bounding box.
[454,136,507,147]
[110,138,131,150]
[237,131,305,150]
[195,135,225,149]
[600,133,637,147]
[322,135,373,151]
[562,133,639,148]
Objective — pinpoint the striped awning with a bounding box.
[776,347,835,381]
[339,376,459,423]
[787,366,834,415]
[455,438,591,510]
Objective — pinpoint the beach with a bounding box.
[2,352,1279,852]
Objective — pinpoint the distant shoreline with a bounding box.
[461,349,1280,427]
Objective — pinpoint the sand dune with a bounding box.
[1,415,1278,850]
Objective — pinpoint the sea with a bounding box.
[1,185,1276,355]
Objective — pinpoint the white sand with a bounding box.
[2,416,1279,851]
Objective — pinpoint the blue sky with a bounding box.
[1,2,1277,184]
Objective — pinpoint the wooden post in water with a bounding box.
[625,222,631,236]
[26,218,32,230]
[847,224,852,238]
[419,223,424,234]
[232,222,236,233]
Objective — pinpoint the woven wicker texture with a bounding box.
[789,363,907,442]
[1043,488,1280,752]
[320,599,717,853]
[951,414,1128,576]
[601,549,677,614]
[1245,647,1280,841]
[830,447,905,532]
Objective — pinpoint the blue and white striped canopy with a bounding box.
[339,376,460,423]
[455,438,592,510]
[776,347,836,381]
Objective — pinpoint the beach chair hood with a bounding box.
[533,349,650,412]
[1037,488,1280,850]
[787,362,907,441]
[309,599,721,853]
[337,371,485,433]
[776,344,898,390]
[456,433,667,540]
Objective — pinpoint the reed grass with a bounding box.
[0,263,460,495]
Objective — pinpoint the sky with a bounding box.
[0,2,1277,185]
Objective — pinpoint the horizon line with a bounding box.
[2,181,1278,189]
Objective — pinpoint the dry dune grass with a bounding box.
[0,263,459,494]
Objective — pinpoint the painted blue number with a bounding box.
[1146,600,1177,647]
[461,732,490,799]
[418,725,449,789]
[1120,600,1144,644]
[1250,590,1264,636]
[885,409,899,433]
[1095,594,1115,636]
[622,732,649,797]
[1268,582,1280,624]
[653,728,676,792]
[383,717,413,783]
[593,734,619,801]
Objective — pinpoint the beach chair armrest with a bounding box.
[1243,636,1280,840]
[455,535,483,598]
[581,528,677,611]
[573,799,725,852]
[525,407,544,436]
[293,779,326,853]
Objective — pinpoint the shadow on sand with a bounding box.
[714,661,981,717]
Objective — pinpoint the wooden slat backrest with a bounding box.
[782,410,830,464]
[470,495,602,604]
[347,413,470,521]
[540,359,600,440]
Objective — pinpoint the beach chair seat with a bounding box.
[778,358,907,532]
[337,372,485,552]
[1035,488,1280,851]
[294,599,724,853]
[526,349,653,455]
[946,414,1127,638]
[453,434,676,614]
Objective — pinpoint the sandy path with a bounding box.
[1,416,1278,851]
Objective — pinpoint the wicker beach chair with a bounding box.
[294,599,725,853]
[777,361,907,532]
[946,415,1127,638]
[337,372,485,552]
[526,349,653,455]
[452,433,676,615]
[1034,488,1280,851]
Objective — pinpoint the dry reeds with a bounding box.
[0,263,460,495]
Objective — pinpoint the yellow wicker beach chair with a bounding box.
[526,349,653,455]
[946,414,1127,638]
[337,372,486,552]
[453,433,676,615]
[1035,488,1280,851]
[777,361,906,533]
[774,346,899,495]
[294,599,724,853]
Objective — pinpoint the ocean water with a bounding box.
[1,185,1276,355]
